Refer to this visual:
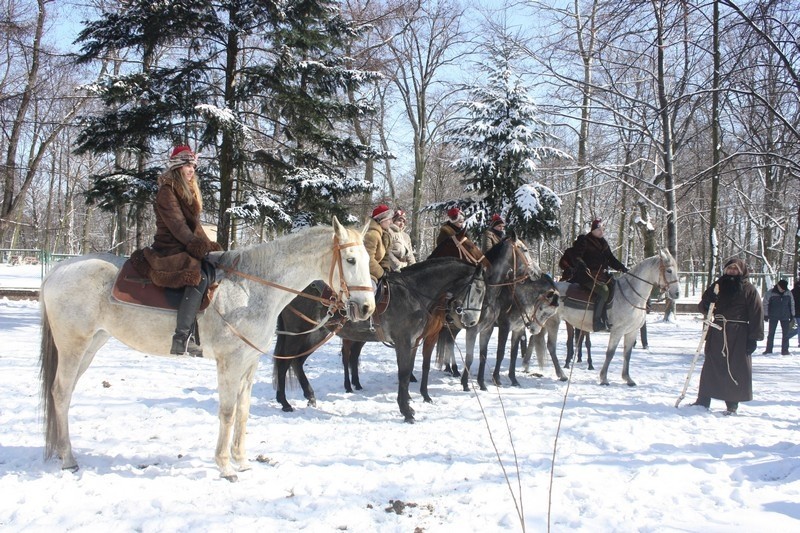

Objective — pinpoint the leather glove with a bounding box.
[746,339,757,355]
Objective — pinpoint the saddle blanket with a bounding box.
[111,259,213,312]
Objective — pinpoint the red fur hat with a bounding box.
[167,145,197,170]
[490,214,505,227]
[372,204,392,222]
[447,207,463,222]
[393,209,407,221]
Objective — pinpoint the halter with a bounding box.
[616,254,678,310]
[215,234,372,354]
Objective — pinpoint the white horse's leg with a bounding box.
[621,331,638,386]
[599,333,623,386]
[214,360,241,481]
[231,361,259,472]
[50,330,109,471]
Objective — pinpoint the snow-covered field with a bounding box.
[1,263,799,531]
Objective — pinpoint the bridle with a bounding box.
[214,234,372,354]
[218,235,371,312]
[616,255,678,310]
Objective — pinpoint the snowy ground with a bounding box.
[0,264,799,532]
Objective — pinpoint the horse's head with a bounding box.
[516,273,560,334]
[448,266,486,328]
[332,217,375,321]
[658,248,681,300]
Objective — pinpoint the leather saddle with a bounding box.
[111,259,216,312]
[563,279,616,311]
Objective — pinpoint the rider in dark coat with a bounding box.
[692,257,763,414]
[561,218,628,331]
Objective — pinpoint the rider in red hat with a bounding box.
[130,145,222,356]
[364,204,393,283]
[481,214,506,252]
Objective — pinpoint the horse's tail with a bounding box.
[435,329,449,368]
[39,298,59,460]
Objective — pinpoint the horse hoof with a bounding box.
[627,382,637,387]
[462,385,469,392]
[404,415,415,424]
[307,399,317,407]
[564,363,570,369]
[423,397,433,404]
[345,388,353,393]
[600,382,610,386]
[62,464,79,473]
[558,375,568,382]
[222,473,239,482]
[511,380,520,387]
[355,384,363,391]
[410,374,418,383]
[479,384,488,391]
[588,365,595,371]
[281,405,294,412]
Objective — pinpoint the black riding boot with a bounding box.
[593,289,610,332]
[171,285,205,357]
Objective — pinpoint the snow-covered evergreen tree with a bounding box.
[447,37,568,240]
[74,0,381,244]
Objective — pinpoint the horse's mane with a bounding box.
[221,225,338,271]
[629,250,674,275]
[400,256,470,274]
[483,237,512,263]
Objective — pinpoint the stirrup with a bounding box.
[171,333,203,357]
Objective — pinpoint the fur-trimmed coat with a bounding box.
[131,175,221,288]
[481,228,504,253]
[363,219,388,282]
[384,224,416,271]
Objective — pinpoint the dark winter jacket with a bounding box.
[763,286,795,321]
[562,233,626,283]
[697,265,763,403]
[130,175,221,288]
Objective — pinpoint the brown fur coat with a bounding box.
[131,175,221,288]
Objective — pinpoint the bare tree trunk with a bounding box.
[707,0,721,282]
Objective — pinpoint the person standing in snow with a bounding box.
[130,145,222,357]
[792,280,800,348]
[384,209,416,272]
[762,279,795,355]
[692,258,763,415]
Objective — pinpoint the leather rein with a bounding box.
[213,236,371,355]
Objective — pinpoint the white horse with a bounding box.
[528,249,680,386]
[39,218,375,481]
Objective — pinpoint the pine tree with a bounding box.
[74,0,382,245]
[447,38,568,240]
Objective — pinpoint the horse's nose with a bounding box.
[462,317,478,328]
[360,301,375,319]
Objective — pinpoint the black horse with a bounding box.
[430,235,561,391]
[272,257,486,422]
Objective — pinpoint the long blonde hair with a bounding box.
[159,167,203,211]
